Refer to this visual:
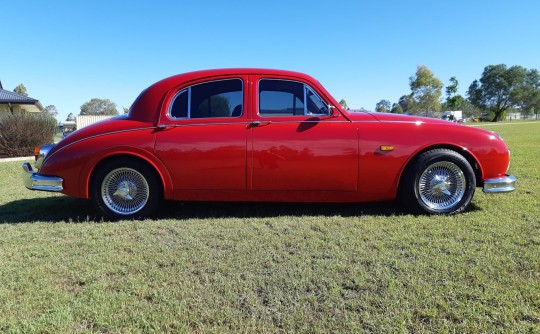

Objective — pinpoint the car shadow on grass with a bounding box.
[159,201,408,220]
[1,196,484,224]
[0,196,99,224]
[0,196,415,224]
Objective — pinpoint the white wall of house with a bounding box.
[75,115,115,129]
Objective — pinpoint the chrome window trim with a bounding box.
[303,85,307,115]
[258,78,329,117]
[168,88,189,120]
[167,78,244,121]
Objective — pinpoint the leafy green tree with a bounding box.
[13,84,28,97]
[375,99,391,112]
[445,77,459,97]
[409,65,443,114]
[444,95,467,111]
[390,103,403,114]
[444,77,467,111]
[445,84,464,109]
[80,98,119,116]
[398,95,412,113]
[339,99,348,109]
[467,64,529,122]
[514,69,540,117]
[43,105,58,118]
[66,113,75,121]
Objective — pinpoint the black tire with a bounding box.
[91,158,162,220]
[399,149,476,215]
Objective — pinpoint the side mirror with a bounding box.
[328,105,339,117]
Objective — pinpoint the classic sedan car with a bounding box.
[22,69,516,219]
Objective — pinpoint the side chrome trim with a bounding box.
[483,175,517,193]
[22,162,63,192]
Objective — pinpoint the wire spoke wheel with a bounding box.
[399,149,476,215]
[418,161,466,210]
[101,167,150,215]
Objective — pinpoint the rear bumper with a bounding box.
[22,162,63,192]
[483,175,516,193]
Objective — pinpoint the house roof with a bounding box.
[0,86,39,104]
[0,80,42,112]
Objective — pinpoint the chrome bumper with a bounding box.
[483,175,516,193]
[22,162,63,192]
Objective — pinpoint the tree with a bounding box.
[409,65,443,114]
[398,95,412,113]
[445,95,467,111]
[467,64,530,122]
[43,105,58,118]
[13,84,28,97]
[390,103,403,114]
[443,77,467,111]
[339,99,348,109]
[66,113,75,121]
[80,98,118,116]
[375,99,391,112]
[445,76,459,97]
[515,69,540,117]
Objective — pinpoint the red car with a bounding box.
[22,69,516,219]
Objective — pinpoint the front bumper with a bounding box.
[22,162,63,192]
[483,175,517,193]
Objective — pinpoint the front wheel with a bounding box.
[91,158,162,220]
[399,149,476,215]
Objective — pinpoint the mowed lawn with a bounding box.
[0,122,538,333]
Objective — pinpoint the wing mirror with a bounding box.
[328,105,339,117]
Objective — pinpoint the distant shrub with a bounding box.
[0,113,57,158]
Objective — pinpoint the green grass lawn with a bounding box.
[0,122,538,333]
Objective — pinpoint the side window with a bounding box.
[259,80,304,116]
[169,79,243,119]
[259,79,328,117]
[170,90,188,118]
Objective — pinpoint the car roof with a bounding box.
[129,68,321,123]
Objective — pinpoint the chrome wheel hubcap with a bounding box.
[418,161,466,210]
[101,168,149,215]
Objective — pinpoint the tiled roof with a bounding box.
[0,88,38,104]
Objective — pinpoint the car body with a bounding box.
[22,69,516,219]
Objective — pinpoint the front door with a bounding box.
[251,78,358,191]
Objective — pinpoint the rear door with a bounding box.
[154,76,248,191]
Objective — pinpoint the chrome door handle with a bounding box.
[249,121,270,128]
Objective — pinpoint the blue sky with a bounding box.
[2,0,539,122]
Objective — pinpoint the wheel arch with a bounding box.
[398,144,483,193]
[82,151,173,200]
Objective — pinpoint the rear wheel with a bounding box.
[91,158,162,220]
[399,149,476,214]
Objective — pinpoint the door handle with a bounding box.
[157,124,176,130]
[249,121,271,128]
